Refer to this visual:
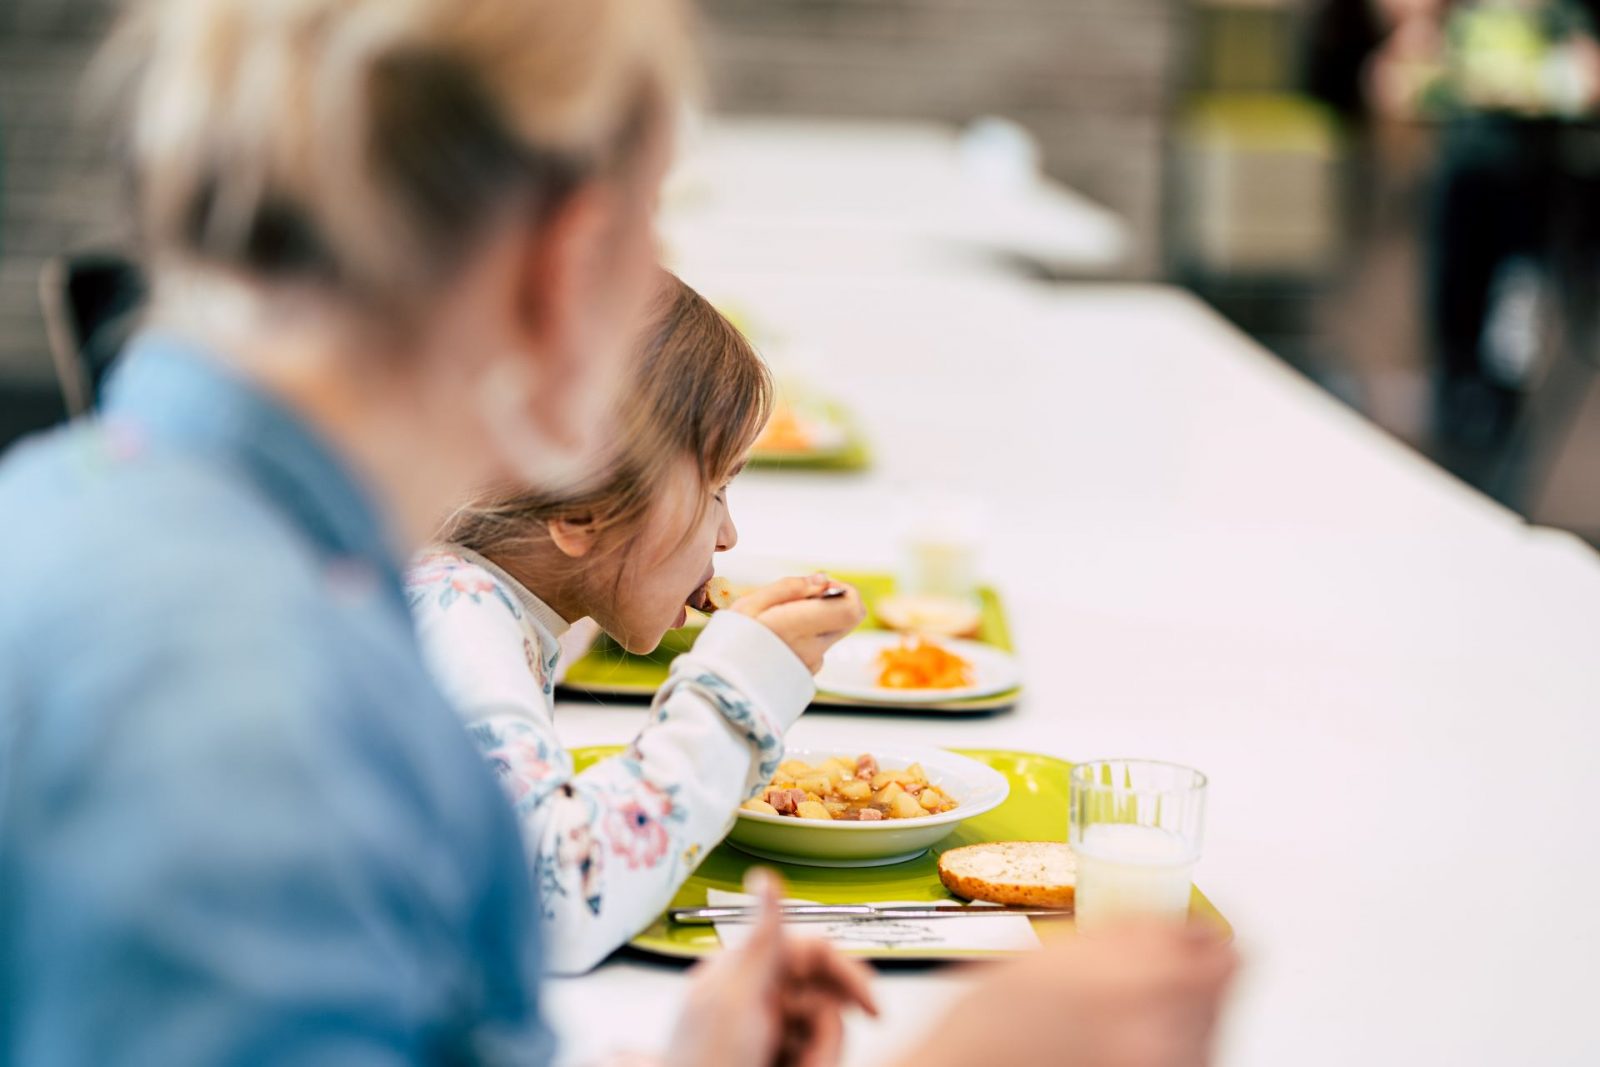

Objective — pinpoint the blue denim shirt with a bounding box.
[0,336,553,1065]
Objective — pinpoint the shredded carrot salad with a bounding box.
[754,403,813,452]
[876,637,975,690]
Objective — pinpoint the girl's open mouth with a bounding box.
[685,570,717,613]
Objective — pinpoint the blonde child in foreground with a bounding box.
[408,272,865,973]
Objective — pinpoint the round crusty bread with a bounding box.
[937,841,1077,908]
[874,593,983,638]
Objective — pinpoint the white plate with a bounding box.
[726,746,1010,867]
[815,631,1020,704]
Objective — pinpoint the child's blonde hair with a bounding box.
[441,273,772,562]
[101,0,695,314]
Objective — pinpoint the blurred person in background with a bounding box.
[0,1,1234,1064]
[1308,0,1600,481]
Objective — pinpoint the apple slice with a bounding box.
[703,576,736,612]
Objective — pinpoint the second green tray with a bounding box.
[558,571,1021,713]
[747,399,872,472]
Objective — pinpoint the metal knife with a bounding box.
[670,903,1073,924]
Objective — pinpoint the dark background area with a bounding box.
[3,0,1596,542]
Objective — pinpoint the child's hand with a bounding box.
[731,574,865,673]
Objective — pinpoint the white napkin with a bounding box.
[706,888,1040,954]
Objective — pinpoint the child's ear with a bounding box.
[547,516,598,559]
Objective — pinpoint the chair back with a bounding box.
[39,252,147,416]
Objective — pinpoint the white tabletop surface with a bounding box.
[543,271,1600,1066]
[661,116,1131,278]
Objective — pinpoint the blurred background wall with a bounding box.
[696,0,1185,276]
[2,0,1597,540]
[1,0,124,430]
[0,0,1188,394]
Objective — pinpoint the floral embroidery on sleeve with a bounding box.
[605,790,674,870]
[597,763,686,872]
[522,636,560,696]
[528,763,687,919]
[467,719,560,812]
[407,551,522,619]
[541,790,605,918]
[659,671,785,790]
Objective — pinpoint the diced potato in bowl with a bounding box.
[726,746,1009,867]
[743,754,958,822]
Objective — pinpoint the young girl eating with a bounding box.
[407,272,864,974]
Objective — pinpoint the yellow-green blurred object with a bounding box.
[1191,0,1300,94]
[713,299,762,344]
[1184,94,1342,154]
[1176,93,1343,275]
[1445,2,1597,117]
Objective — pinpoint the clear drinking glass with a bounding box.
[897,492,983,602]
[1069,759,1207,931]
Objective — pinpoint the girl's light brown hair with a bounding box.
[100,0,695,316]
[440,273,773,561]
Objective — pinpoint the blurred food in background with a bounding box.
[746,384,867,470]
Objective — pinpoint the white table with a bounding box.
[661,116,1131,279]
[544,272,1600,1066]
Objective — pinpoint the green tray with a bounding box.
[558,572,1021,713]
[747,399,872,472]
[574,746,1232,962]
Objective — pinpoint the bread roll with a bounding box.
[937,841,1077,908]
[704,576,736,611]
[874,593,982,638]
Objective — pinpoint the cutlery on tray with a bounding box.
[670,903,1072,924]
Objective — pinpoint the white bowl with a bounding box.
[725,746,1010,867]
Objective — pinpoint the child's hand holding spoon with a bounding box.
[723,573,863,673]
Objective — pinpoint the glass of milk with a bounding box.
[898,492,984,601]
[1069,759,1207,932]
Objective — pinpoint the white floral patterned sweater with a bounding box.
[406,546,814,975]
